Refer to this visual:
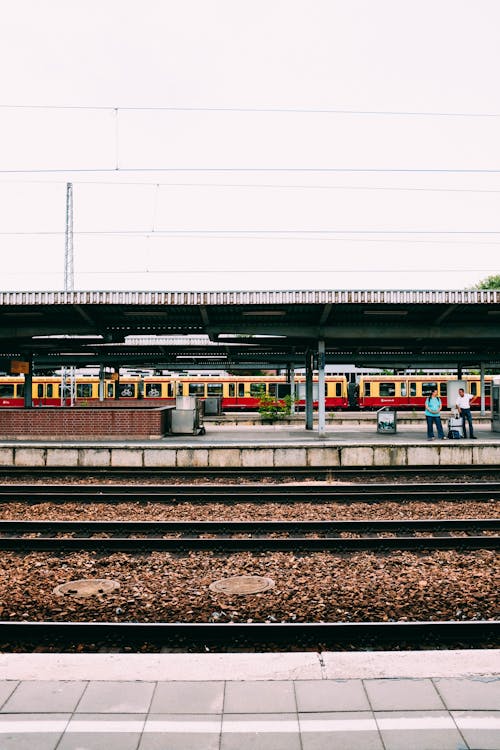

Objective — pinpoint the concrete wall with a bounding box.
[0,441,499,468]
[0,408,170,439]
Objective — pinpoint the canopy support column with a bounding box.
[23,358,33,409]
[287,363,295,415]
[98,365,105,402]
[305,351,314,430]
[480,362,486,415]
[318,340,326,436]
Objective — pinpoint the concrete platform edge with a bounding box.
[0,650,498,681]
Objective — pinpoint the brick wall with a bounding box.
[0,407,171,439]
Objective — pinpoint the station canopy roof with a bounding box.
[1,289,500,370]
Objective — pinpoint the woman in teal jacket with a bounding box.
[424,388,445,440]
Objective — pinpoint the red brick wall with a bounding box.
[0,407,171,438]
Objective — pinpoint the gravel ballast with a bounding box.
[0,549,497,624]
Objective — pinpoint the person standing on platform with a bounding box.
[424,388,445,440]
[456,387,477,439]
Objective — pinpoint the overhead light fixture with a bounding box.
[363,310,408,317]
[32,335,104,340]
[176,355,228,359]
[242,311,286,317]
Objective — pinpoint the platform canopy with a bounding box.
[1,289,500,370]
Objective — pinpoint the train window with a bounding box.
[364,382,371,396]
[118,383,135,397]
[238,383,245,398]
[46,384,53,398]
[440,382,447,397]
[250,383,266,397]
[0,384,14,397]
[422,382,437,397]
[189,383,205,396]
[76,383,93,398]
[379,382,395,397]
[207,383,223,396]
[400,382,407,397]
[176,382,184,396]
[228,383,235,397]
[410,382,417,397]
[145,382,162,398]
[485,383,491,396]
[470,382,477,395]
[335,382,342,397]
[268,383,277,396]
[37,384,44,397]
[106,382,114,398]
[17,384,25,397]
[166,383,173,398]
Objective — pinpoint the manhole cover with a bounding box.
[209,575,275,595]
[53,578,120,598]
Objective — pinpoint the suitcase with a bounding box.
[448,417,464,439]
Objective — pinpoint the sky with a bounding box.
[0,0,499,292]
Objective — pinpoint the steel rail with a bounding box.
[0,620,497,650]
[1,464,500,478]
[0,519,498,532]
[0,519,497,551]
[1,483,500,504]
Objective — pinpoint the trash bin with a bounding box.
[170,396,205,435]
[376,406,397,433]
[203,396,222,416]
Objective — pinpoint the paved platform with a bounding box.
[0,651,498,749]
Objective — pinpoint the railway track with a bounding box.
[0,474,497,652]
[1,482,500,504]
[2,465,500,482]
[0,518,498,551]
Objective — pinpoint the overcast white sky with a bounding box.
[0,0,499,292]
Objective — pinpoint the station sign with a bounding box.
[10,360,30,374]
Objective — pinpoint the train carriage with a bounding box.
[358,375,492,410]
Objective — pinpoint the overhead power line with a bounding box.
[1,168,500,175]
[1,104,499,117]
[0,179,500,194]
[1,229,500,236]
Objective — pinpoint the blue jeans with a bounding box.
[426,415,444,439]
[461,408,474,438]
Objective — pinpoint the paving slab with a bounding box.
[433,676,500,710]
[76,681,155,714]
[364,678,445,711]
[374,710,466,750]
[295,679,370,712]
[149,681,224,714]
[220,713,301,750]
[452,710,500,750]
[1,681,86,713]
[223,681,297,713]
[0,713,70,750]
[58,714,145,750]
[298,711,383,750]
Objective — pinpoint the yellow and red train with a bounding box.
[0,373,493,410]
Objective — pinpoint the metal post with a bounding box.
[305,351,313,430]
[98,365,105,402]
[62,183,74,407]
[288,364,295,415]
[318,340,326,436]
[480,362,486,415]
[64,183,74,292]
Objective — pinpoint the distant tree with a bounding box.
[473,274,500,289]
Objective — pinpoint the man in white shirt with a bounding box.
[456,388,477,439]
